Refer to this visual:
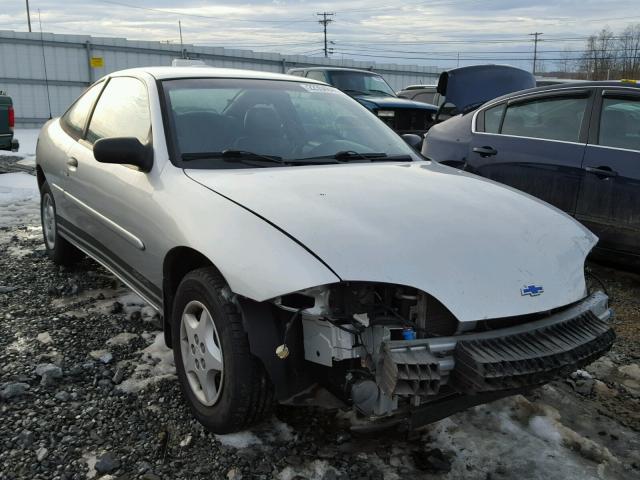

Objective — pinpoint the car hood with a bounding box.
[186,162,596,322]
[354,95,438,111]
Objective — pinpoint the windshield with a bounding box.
[162,78,417,168]
[327,71,397,97]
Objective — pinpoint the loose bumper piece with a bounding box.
[452,310,615,392]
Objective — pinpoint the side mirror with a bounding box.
[93,137,152,172]
[401,133,423,151]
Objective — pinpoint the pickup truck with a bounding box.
[0,91,18,152]
[286,67,438,136]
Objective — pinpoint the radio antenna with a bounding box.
[38,9,52,119]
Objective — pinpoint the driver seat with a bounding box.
[234,105,290,156]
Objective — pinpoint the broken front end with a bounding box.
[259,282,614,429]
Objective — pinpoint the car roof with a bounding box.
[296,66,379,74]
[109,66,327,83]
[485,80,640,106]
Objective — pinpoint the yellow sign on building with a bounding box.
[90,57,104,68]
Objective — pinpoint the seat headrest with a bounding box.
[244,105,283,133]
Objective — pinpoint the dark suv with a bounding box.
[422,80,640,263]
[287,67,437,135]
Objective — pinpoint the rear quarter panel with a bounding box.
[422,114,473,167]
[36,119,76,200]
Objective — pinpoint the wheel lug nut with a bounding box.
[200,342,205,353]
[195,359,200,369]
[191,344,196,354]
[194,334,199,343]
[201,359,206,369]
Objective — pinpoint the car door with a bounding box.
[575,87,640,256]
[63,76,162,306]
[468,89,593,214]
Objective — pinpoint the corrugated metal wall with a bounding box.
[0,30,442,127]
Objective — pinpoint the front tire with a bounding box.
[40,181,80,266]
[171,267,274,433]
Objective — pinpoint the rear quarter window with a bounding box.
[482,104,505,133]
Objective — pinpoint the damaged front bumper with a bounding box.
[372,291,614,421]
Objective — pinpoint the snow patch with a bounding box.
[6,334,29,353]
[277,460,338,480]
[12,128,40,164]
[37,332,53,344]
[82,452,98,479]
[0,172,39,227]
[215,431,262,449]
[116,332,175,394]
[106,332,138,346]
[423,395,616,480]
[528,415,562,444]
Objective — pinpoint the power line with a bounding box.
[331,50,639,62]
[317,12,335,57]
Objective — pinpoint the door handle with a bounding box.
[584,166,618,178]
[66,157,78,173]
[472,146,498,157]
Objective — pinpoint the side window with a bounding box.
[61,82,104,138]
[482,104,505,133]
[86,77,150,145]
[501,96,588,142]
[599,96,640,151]
[306,71,327,82]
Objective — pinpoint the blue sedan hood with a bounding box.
[354,95,438,111]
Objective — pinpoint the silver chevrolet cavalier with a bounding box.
[36,67,614,433]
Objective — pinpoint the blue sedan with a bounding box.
[423,80,640,264]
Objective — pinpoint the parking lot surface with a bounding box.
[1,154,639,480]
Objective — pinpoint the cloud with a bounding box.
[1,0,638,69]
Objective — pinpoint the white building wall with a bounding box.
[0,29,442,126]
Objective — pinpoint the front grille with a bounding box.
[451,311,615,393]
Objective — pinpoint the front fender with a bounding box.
[161,169,340,302]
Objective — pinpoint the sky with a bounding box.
[1,0,639,71]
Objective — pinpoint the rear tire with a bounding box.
[171,267,274,433]
[40,181,80,266]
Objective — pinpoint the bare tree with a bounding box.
[580,28,617,80]
[555,46,576,76]
[617,24,640,78]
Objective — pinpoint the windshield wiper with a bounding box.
[181,150,284,165]
[301,151,413,162]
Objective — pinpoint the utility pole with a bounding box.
[178,20,185,58]
[529,32,543,75]
[317,12,334,58]
[26,0,32,32]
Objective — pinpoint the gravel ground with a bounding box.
[1,156,639,480]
